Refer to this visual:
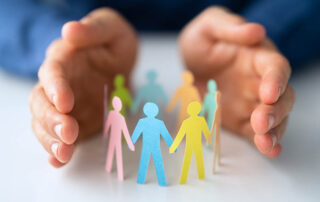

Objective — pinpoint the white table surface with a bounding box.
[0,34,319,202]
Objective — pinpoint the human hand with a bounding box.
[29,8,138,167]
[179,7,295,158]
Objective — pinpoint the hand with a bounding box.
[179,7,295,158]
[29,8,138,167]
[169,147,177,154]
[129,145,135,151]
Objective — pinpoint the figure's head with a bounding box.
[182,71,194,85]
[143,102,159,118]
[114,74,124,88]
[112,96,122,112]
[187,101,201,116]
[208,79,217,93]
[146,70,157,82]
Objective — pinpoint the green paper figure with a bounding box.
[110,74,133,117]
[200,79,218,130]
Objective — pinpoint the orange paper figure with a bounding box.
[167,71,201,127]
[209,91,222,174]
[104,96,135,181]
[169,101,210,184]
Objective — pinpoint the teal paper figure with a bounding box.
[200,79,218,130]
[131,102,174,186]
[131,70,168,114]
[110,74,133,117]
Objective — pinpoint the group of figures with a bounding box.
[103,70,221,186]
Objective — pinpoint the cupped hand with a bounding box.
[29,8,138,167]
[179,7,295,158]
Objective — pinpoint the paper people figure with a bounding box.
[104,96,135,181]
[169,101,210,184]
[131,102,174,186]
[131,70,168,114]
[209,91,222,174]
[167,70,201,127]
[110,74,133,117]
[200,79,218,130]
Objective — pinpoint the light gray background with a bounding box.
[0,35,319,202]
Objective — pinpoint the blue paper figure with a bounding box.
[131,70,168,114]
[200,79,218,130]
[131,102,174,186]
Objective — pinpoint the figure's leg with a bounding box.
[105,141,115,173]
[137,149,151,184]
[152,150,167,186]
[194,147,205,179]
[179,146,193,184]
[115,142,123,181]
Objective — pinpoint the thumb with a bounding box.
[61,8,132,48]
[200,7,266,45]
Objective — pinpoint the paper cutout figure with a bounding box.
[167,70,201,127]
[104,96,135,181]
[131,102,174,186]
[169,101,210,184]
[131,70,168,114]
[200,80,218,131]
[208,91,222,174]
[110,74,133,117]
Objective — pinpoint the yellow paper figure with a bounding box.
[169,101,210,184]
[209,91,222,174]
[167,71,201,127]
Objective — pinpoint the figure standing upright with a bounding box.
[104,96,135,181]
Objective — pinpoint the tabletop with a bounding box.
[0,34,319,202]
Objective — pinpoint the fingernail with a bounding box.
[271,134,277,148]
[53,95,57,105]
[54,124,63,139]
[268,115,275,130]
[51,143,59,157]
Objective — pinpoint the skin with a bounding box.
[29,8,138,167]
[179,7,295,158]
[29,6,295,168]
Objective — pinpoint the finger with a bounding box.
[254,51,292,104]
[200,7,266,45]
[32,118,74,163]
[38,59,74,113]
[254,118,288,156]
[62,8,129,47]
[30,85,78,144]
[48,156,66,168]
[251,86,295,134]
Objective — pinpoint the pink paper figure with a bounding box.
[104,96,135,181]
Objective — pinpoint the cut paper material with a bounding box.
[167,70,201,128]
[110,74,133,117]
[200,79,218,131]
[131,70,168,114]
[131,102,174,186]
[104,96,135,181]
[170,101,210,184]
[208,91,222,174]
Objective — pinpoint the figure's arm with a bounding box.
[169,122,186,153]
[0,0,95,77]
[160,121,173,146]
[167,88,181,112]
[201,117,210,143]
[121,117,135,151]
[131,120,143,144]
[104,114,112,139]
